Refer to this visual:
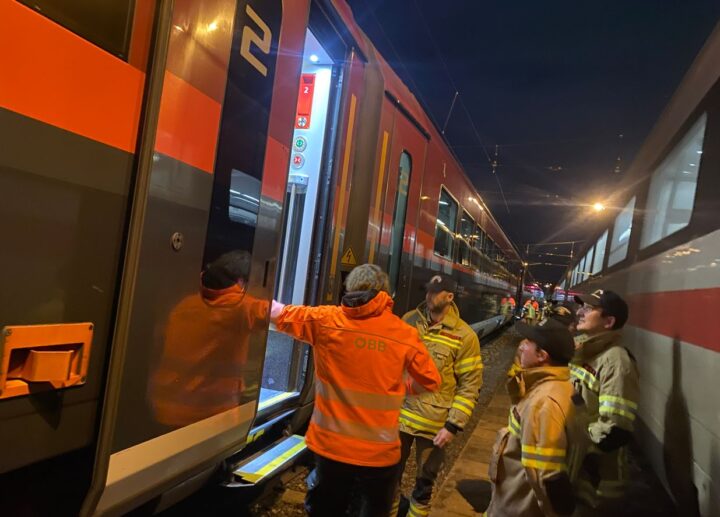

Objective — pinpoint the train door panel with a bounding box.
[87,1,294,514]
[381,108,428,313]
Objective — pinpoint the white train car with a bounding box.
[560,22,720,516]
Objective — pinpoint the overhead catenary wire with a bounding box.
[361,0,442,130]
[409,0,510,214]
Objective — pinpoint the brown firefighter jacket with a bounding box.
[399,301,483,438]
[486,367,587,517]
[570,331,640,503]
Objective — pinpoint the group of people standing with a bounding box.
[268,262,639,516]
[488,289,638,516]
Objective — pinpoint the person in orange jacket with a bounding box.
[270,263,441,517]
[149,250,268,428]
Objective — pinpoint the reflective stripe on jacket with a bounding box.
[486,367,587,517]
[571,331,639,502]
[275,291,441,467]
[400,301,483,438]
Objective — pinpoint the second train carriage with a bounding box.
[559,21,720,515]
[0,0,521,514]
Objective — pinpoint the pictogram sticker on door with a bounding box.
[341,247,357,266]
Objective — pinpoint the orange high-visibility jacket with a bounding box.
[275,291,441,467]
[150,284,268,427]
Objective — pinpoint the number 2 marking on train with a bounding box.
[240,4,271,77]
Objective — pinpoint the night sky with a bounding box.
[346,0,720,283]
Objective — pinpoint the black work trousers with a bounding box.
[396,432,445,514]
[305,454,400,517]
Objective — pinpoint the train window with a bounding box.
[19,0,134,59]
[456,210,475,267]
[640,114,707,248]
[434,188,458,259]
[472,224,485,253]
[591,230,608,274]
[388,152,412,292]
[608,196,636,267]
[578,252,587,284]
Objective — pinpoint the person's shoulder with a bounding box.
[401,308,419,323]
[602,343,633,364]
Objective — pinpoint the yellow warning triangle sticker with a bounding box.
[341,247,357,266]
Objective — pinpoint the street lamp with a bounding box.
[592,202,606,212]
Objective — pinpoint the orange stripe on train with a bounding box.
[0,0,145,153]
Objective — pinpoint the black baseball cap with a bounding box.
[515,318,575,364]
[574,289,629,329]
[547,305,576,328]
[425,274,457,294]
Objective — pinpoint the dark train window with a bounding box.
[434,187,458,259]
[388,151,412,293]
[456,210,474,267]
[19,0,135,59]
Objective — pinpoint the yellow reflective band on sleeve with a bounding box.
[521,444,566,457]
[454,355,483,374]
[424,333,462,350]
[454,395,476,408]
[599,394,637,421]
[452,402,473,416]
[521,457,566,471]
[400,409,444,434]
[599,405,636,421]
[569,364,599,392]
[408,500,430,516]
[599,394,638,409]
[521,444,566,471]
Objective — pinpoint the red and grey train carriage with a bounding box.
[559,21,720,514]
[0,0,520,514]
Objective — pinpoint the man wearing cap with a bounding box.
[393,274,483,517]
[486,318,586,517]
[571,289,639,511]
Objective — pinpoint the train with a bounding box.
[558,21,720,516]
[0,0,522,514]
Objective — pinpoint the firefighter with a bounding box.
[393,274,483,517]
[571,289,638,513]
[270,264,441,517]
[486,318,587,517]
[523,299,537,325]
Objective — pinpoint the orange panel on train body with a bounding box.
[0,0,145,153]
[153,0,236,173]
[154,71,222,174]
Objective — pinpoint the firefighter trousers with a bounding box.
[306,454,400,517]
[390,432,446,517]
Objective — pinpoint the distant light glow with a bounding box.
[592,202,606,212]
[207,21,218,32]
[309,54,319,63]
